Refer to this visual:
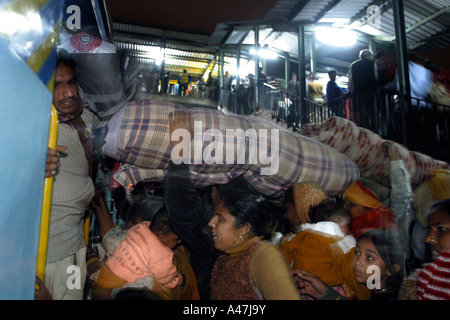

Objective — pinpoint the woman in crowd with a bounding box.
[344,180,398,238]
[208,188,301,300]
[399,199,450,300]
[166,110,301,300]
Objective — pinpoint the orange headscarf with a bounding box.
[343,181,383,209]
[344,181,398,238]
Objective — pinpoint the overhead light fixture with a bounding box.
[250,47,278,59]
[315,27,357,47]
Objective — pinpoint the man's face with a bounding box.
[329,72,336,81]
[53,62,82,116]
[363,53,373,60]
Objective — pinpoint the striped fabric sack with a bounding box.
[300,116,449,188]
[103,100,359,200]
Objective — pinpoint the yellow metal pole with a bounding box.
[36,105,58,281]
[84,216,91,246]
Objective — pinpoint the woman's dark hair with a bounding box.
[215,175,252,197]
[219,188,276,239]
[428,199,450,216]
[358,229,405,295]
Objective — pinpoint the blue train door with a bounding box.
[0,0,63,300]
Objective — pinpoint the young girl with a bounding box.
[296,228,405,300]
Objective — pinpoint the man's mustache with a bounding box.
[58,97,77,104]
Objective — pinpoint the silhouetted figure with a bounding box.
[326,70,344,117]
[348,49,378,131]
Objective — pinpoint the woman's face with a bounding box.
[208,201,248,252]
[425,209,450,259]
[353,238,390,289]
[346,202,371,218]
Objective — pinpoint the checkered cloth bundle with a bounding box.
[300,116,449,189]
[103,100,360,200]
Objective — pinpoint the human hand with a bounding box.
[293,269,329,299]
[168,110,194,148]
[398,279,417,300]
[45,145,67,178]
[86,246,103,280]
[89,191,108,216]
[35,276,53,300]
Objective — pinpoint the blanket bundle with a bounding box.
[103,100,360,200]
[300,116,449,189]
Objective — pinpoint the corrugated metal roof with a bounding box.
[107,0,450,83]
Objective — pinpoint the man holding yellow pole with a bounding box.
[38,52,100,300]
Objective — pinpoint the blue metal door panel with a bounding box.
[0,37,52,300]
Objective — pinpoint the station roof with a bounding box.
[105,0,450,82]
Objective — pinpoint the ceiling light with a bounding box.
[315,27,357,47]
[258,47,278,59]
[249,47,277,59]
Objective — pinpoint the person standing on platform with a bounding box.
[178,69,191,96]
[326,70,345,117]
[348,49,378,131]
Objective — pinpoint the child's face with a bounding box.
[425,209,450,259]
[352,238,389,288]
[346,202,371,218]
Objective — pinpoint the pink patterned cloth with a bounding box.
[106,221,182,288]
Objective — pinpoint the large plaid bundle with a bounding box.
[300,116,449,189]
[103,100,359,200]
